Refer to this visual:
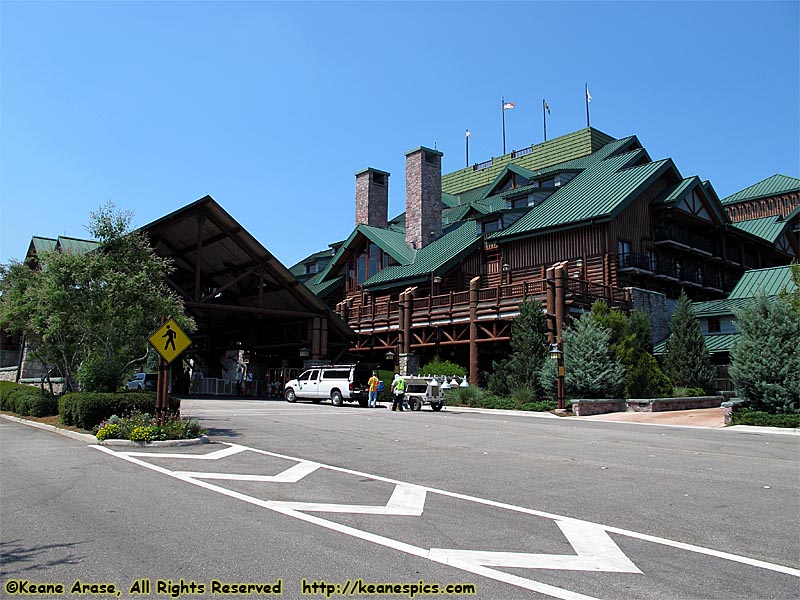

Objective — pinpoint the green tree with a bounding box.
[0,202,194,392]
[663,290,714,392]
[590,301,670,397]
[563,314,625,398]
[729,290,800,414]
[486,298,549,396]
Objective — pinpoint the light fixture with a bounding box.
[299,347,310,358]
[548,343,562,360]
[440,378,451,390]
[433,276,442,284]
[459,377,469,388]
[502,263,511,273]
[385,350,395,361]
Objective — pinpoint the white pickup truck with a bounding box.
[284,364,373,407]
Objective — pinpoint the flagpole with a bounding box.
[466,130,470,167]
[543,98,547,142]
[501,97,506,155]
[585,82,590,128]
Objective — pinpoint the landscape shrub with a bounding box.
[59,391,180,431]
[672,387,707,398]
[731,409,799,428]
[0,381,58,416]
[93,411,205,441]
[446,385,557,412]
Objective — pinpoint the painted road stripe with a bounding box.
[92,442,800,598]
[430,522,642,573]
[174,460,320,482]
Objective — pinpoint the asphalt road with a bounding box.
[1,399,798,600]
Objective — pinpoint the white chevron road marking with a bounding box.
[92,441,800,600]
[174,460,320,482]
[264,482,426,515]
[430,521,641,573]
[120,443,248,460]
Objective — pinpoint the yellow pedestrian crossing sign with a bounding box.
[148,318,191,364]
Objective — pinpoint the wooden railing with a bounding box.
[343,277,627,328]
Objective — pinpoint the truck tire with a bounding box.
[431,402,443,411]
[410,397,422,411]
[285,388,297,403]
[331,390,343,407]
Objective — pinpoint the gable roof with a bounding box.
[652,176,729,224]
[495,149,673,241]
[728,265,797,299]
[362,221,482,290]
[721,174,800,205]
[731,215,792,244]
[441,127,618,196]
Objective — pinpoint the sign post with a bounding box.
[148,318,192,424]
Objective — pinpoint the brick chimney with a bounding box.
[405,146,443,249]
[355,168,389,228]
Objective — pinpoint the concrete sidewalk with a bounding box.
[578,407,799,435]
[578,407,726,428]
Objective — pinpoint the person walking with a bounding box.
[367,371,380,408]
[391,373,406,412]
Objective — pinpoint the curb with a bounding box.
[0,413,212,446]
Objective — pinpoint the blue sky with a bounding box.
[1,1,798,268]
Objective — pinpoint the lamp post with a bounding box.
[549,341,565,410]
[502,263,511,284]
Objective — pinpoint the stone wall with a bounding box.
[626,287,670,345]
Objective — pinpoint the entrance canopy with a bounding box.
[142,196,354,367]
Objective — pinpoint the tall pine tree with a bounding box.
[486,298,548,396]
[729,290,800,414]
[563,314,625,398]
[663,290,714,392]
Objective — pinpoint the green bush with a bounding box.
[731,409,799,428]
[672,387,707,398]
[419,358,466,377]
[92,411,205,441]
[58,391,180,431]
[445,385,557,412]
[0,381,58,417]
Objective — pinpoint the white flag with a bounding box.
[466,129,471,138]
[586,87,592,103]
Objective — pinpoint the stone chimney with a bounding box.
[355,168,389,228]
[405,146,443,249]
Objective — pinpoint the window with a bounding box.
[372,172,386,186]
[617,240,632,267]
[707,317,721,333]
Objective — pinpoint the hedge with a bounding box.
[731,409,799,428]
[0,381,58,417]
[58,392,181,431]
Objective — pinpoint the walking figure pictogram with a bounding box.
[162,325,177,352]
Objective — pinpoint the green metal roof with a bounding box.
[495,150,672,241]
[728,265,797,299]
[29,236,57,255]
[652,177,697,205]
[721,174,800,205]
[692,297,756,317]
[441,128,617,196]
[56,236,100,255]
[654,333,738,355]
[304,274,344,298]
[363,221,481,289]
[731,215,790,243]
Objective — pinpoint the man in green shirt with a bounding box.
[391,374,406,412]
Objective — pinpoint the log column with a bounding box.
[469,276,480,386]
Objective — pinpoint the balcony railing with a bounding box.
[342,277,627,328]
[654,226,714,254]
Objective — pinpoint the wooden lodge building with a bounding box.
[296,128,799,383]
